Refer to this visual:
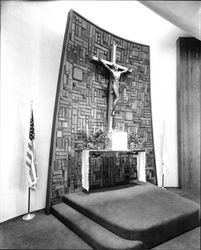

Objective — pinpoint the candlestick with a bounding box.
[86,123,89,137]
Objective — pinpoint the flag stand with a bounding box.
[161,173,166,189]
[22,187,35,221]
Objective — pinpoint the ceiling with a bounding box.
[139,1,201,40]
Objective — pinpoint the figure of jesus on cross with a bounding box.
[100,59,132,116]
[93,41,132,131]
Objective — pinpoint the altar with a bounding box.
[45,10,157,213]
[82,149,146,192]
[80,42,147,192]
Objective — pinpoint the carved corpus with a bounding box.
[92,41,132,132]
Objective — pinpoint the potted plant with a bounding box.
[84,129,109,150]
[128,132,144,150]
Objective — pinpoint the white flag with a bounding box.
[161,121,168,176]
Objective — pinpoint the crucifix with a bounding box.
[92,41,132,132]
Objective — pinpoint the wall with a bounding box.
[1,1,188,222]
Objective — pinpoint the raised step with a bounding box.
[52,203,143,250]
[63,183,200,248]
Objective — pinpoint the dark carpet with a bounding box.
[152,226,200,250]
[0,185,200,249]
[166,187,200,205]
[53,203,143,250]
[52,182,200,249]
[0,210,91,249]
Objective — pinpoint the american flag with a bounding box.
[26,108,38,190]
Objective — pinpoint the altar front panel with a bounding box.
[82,150,146,192]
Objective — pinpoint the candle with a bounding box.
[86,123,89,137]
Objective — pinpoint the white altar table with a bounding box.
[82,150,146,192]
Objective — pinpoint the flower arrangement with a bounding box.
[84,129,109,150]
[128,132,144,150]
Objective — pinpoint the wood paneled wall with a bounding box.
[177,37,201,191]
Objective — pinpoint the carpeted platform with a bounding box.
[52,182,200,249]
[53,203,144,250]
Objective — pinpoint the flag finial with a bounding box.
[30,100,33,109]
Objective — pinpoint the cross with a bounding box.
[92,41,132,132]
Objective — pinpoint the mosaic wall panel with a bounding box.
[46,10,157,211]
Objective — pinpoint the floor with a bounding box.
[0,188,200,250]
[166,187,200,205]
[0,210,91,249]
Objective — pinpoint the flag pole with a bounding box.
[161,120,167,189]
[22,187,35,220]
[162,172,165,189]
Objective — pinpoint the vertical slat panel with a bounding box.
[177,37,201,191]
